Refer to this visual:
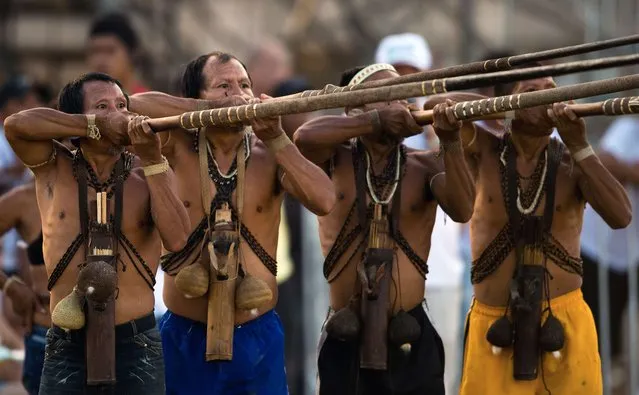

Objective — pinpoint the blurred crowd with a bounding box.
[0,10,638,395]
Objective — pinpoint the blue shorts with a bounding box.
[159,309,288,395]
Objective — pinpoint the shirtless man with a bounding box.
[293,63,475,395]
[4,72,190,394]
[129,51,335,394]
[425,75,631,395]
[0,177,49,395]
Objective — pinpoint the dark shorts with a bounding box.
[317,302,446,395]
[159,309,288,395]
[23,324,47,395]
[38,313,165,395]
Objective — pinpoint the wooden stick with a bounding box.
[411,96,639,125]
[101,192,107,224]
[278,53,639,100]
[148,74,639,132]
[97,193,102,224]
[278,34,639,100]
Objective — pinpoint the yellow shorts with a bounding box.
[459,289,602,395]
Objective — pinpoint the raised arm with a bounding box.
[252,116,336,216]
[293,103,423,166]
[130,92,255,155]
[548,103,631,229]
[293,112,378,166]
[129,116,190,251]
[427,101,476,222]
[4,108,130,171]
[598,153,639,184]
[129,91,215,119]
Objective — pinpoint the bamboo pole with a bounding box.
[147,74,639,132]
[279,54,639,101]
[278,33,639,100]
[410,96,639,125]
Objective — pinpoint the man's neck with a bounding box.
[80,142,123,181]
[205,127,245,157]
[360,137,397,168]
[510,131,550,162]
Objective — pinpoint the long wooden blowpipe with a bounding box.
[280,33,639,100]
[410,96,639,125]
[147,74,639,132]
[276,53,639,101]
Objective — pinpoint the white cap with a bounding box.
[375,33,432,71]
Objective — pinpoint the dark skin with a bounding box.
[424,77,632,306]
[129,56,336,324]
[0,181,49,333]
[293,70,475,313]
[4,80,190,324]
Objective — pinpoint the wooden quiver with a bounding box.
[51,259,117,330]
[325,249,422,360]
[485,250,565,380]
[174,226,272,314]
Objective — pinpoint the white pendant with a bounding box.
[492,346,502,355]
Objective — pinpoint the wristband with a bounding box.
[572,145,594,162]
[86,114,101,140]
[143,156,170,177]
[263,133,292,154]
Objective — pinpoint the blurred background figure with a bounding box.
[272,76,316,395]
[87,12,149,94]
[0,76,38,193]
[375,32,435,149]
[247,39,294,97]
[580,116,639,395]
[0,75,51,395]
[375,32,464,395]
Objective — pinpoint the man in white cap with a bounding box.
[375,33,465,395]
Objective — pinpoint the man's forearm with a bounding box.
[575,151,632,229]
[598,152,639,184]
[129,92,211,119]
[434,144,476,222]
[4,108,91,142]
[273,144,336,215]
[293,112,378,164]
[143,162,190,251]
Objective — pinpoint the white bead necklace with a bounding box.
[364,145,402,205]
[500,142,548,215]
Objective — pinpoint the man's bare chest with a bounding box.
[39,171,152,237]
[171,148,281,226]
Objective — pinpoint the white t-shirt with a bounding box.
[581,117,639,272]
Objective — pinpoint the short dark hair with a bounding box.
[89,12,139,53]
[58,72,129,114]
[493,61,544,97]
[339,66,365,87]
[181,52,252,99]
